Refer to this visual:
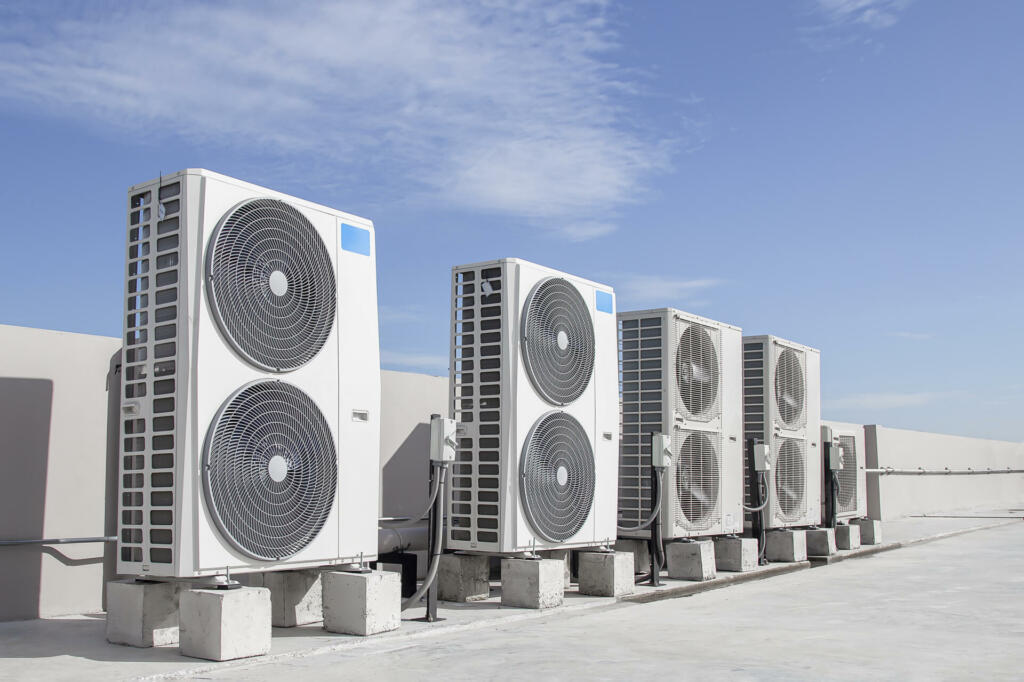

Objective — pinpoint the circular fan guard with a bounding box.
[207,198,336,372]
[774,348,805,426]
[837,435,857,512]
[674,432,720,527]
[521,277,595,406]
[774,438,805,521]
[203,381,337,561]
[675,324,719,418]
[519,412,595,542]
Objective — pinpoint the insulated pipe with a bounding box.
[865,467,1024,476]
[378,524,430,555]
[0,536,116,546]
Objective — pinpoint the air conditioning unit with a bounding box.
[447,259,618,553]
[118,169,380,578]
[821,422,868,522]
[617,309,743,539]
[742,335,821,529]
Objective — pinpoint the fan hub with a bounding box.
[268,270,289,297]
[556,464,568,486]
[267,454,288,483]
[556,330,569,351]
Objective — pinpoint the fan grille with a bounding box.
[774,437,806,522]
[837,434,858,514]
[675,322,720,420]
[203,381,337,561]
[207,198,336,371]
[520,412,595,543]
[521,277,595,405]
[774,347,805,427]
[673,430,721,531]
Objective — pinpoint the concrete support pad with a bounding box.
[853,518,883,545]
[247,569,322,627]
[836,523,862,550]
[806,528,838,557]
[578,551,635,597]
[666,540,717,581]
[539,549,572,588]
[179,587,270,662]
[614,538,651,575]
[501,558,564,609]
[322,571,400,636]
[765,530,808,562]
[438,553,490,602]
[713,537,758,572]
[105,579,179,648]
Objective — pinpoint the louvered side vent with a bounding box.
[837,434,859,516]
[741,341,766,508]
[617,315,663,533]
[450,265,503,551]
[120,181,182,569]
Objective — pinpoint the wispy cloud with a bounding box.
[612,275,722,308]
[800,0,912,49]
[380,349,448,373]
[0,1,674,241]
[887,331,932,341]
[825,390,956,410]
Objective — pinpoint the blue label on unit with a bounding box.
[341,223,371,256]
[595,290,614,313]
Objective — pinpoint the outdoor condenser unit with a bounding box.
[822,423,868,522]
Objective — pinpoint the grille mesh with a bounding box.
[673,430,721,531]
[521,278,594,405]
[520,412,595,542]
[773,437,806,522]
[207,199,335,372]
[774,347,805,427]
[675,323,720,420]
[203,381,337,561]
[837,434,858,515]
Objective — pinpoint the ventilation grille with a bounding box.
[837,434,859,516]
[203,381,336,561]
[119,180,183,568]
[772,436,806,523]
[521,277,595,406]
[616,315,663,534]
[673,319,721,422]
[207,198,336,372]
[742,341,766,510]
[672,429,722,532]
[520,412,595,542]
[774,346,806,429]
[449,265,504,550]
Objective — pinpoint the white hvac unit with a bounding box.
[617,309,744,539]
[447,259,618,553]
[118,169,380,578]
[742,335,821,529]
[821,423,868,522]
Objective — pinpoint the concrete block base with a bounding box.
[247,569,322,627]
[806,528,838,557]
[438,553,490,602]
[836,523,862,550]
[666,540,717,581]
[323,570,400,636]
[852,518,883,545]
[765,529,808,562]
[501,558,564,609]
[578,551,635,597]
[105,579,179,647]
[713,537,757,572]
[179,587,270,661]
[614,538,651,575]
[539,549,572,588]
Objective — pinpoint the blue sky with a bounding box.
[0,1,1020,441]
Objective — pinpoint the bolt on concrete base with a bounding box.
[179,587,271,662]
[501,558,564,609]
[322,570,400,636]
[806,528,838,557]
[765,529,808,562]
[105,579,180,648]
[578,551,635,597]
[614,538,651,574]
[835,523,862,550]
[246,569,322,627]
[437,553,490,602]
[713,537,758,572]
[852,518,882,545]
[538,548,572,588]
[666,540,717,581]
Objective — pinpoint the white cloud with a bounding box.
[612,275,721,307]
[0,1,673,240]
[825,390,955,410]
[380,349,448,373]
[887,331,932,341]
[800,0,911,50]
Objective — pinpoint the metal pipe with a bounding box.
[865,467,1024,476]
[0,536,116,546]
[378,524,429,555]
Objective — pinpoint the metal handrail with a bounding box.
[865,466,1024,476]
